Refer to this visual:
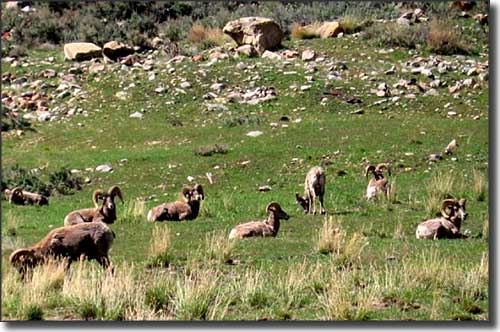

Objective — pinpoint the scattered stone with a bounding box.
[64,42,102,61]
[180,81,191,89]
[301,49,316,61]
[318,21,344,38]
[102,40,135,61]
[223,17,284,54]
[235,44,256,57]
[246,130,263,137]
[261,50,282,61]
[96,164,113,173]
[258,185,272,192]
[130,112,144,119]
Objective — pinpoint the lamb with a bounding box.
[4,187,49,206]
[444,139,457,155]
[147,184,205,222]
[229,202,290,239]
[416,199,468,239]
[364,163,391,200]
[64,186,123,226]
[295,166,326,215]
[10,222,115,279]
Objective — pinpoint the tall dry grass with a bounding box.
[290,22,321,39]
[473,168,487,202]
[147,225,172,268]
[187,23,231,49]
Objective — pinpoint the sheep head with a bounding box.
[92,189,106,208]
[441,199,468,222]
[10,248,43,278]
[108,186,124,204]
[375,163,391,176]
[9,187,25,205]
[295,193,309,213]
[266,202,290,220]
[191,184,204,201]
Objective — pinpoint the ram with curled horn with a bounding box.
[416,198,468,239]
[64,186,124,226]
[147,183,205,222]
[364,163,391,200]
[4,187,49,206]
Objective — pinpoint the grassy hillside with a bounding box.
[1,10,489,321]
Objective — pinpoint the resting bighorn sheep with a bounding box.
[4,187,49,206]
[295,166,326,215]
[229,202,290,239]
[64,186,123,226]
[147,184,205,222]
[10,222,115,279]
[416,199,468,239]
[364,163,391,200]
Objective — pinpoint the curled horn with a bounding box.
[375,163,391,176]
[92,189,106,208]
[10,187,24,203]
[108,186,124,203]
[364,165,375,178]
[441,199,456,219]
[266,202,280,212]
[180,186,192,201]
[9,248,35,266]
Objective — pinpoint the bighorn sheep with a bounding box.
[444,139,457,155]
[364,163,391,200]
[416,199,468,239]
[295,166,326,215]
[10,222,115,279]
[229,202,290,239]
[4,187,49,206]
[64,186,123,226]
[147,184,205,222]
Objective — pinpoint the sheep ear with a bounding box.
[459,198,467,207]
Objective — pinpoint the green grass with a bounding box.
[1,18,489,321]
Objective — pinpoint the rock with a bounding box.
[210,83,226,91]
[223,17,284,54]
[235,44,256,57]
[261,50,282,61]
[88,62,105,73]
[95,164,113,173]
[120,54,139,66]
[102,40,134,61]
[37,111,51,122]
[282,50,299,59]
[301,49,316,61]
[246,130,263,137]
[180,81,191,89]
[64,42,102,61]
[5,2,19,10]
[479,72,488,81]
[130,112,144,119]
[300,85,311,91]
[317,21,344,39]
[258,185,272,192]
[115,91,128,100]
[151,37,163,49]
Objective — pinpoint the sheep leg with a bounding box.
[96,256,110,269]
[319,195,326,215]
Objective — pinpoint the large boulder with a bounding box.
[318,21,344,39]
[64,43,102,61]
[102,41,135,61]
[223,17,284,55]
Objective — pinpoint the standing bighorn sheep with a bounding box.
[364,163,391,200]
[64,186,123,226]
[295,166,326,215]
[10,222,115,279]
[147,184,205,222]
[416,199,468,239]
[229,202,290,239]
[4,187,49,206]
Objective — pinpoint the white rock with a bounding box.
[246,130,263,137]
[129,112,144,119]
[180,81,191,89]
[96,164,113,173]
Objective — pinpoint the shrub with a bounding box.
[363,22,427,49]
[24,304,44,320]
[3,165,51,196]
[339,15,365,34]
[48,167,83,195]
[426,18,472,55]
[194,144,228,157]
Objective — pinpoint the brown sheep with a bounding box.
[229,202,290,239]
[147,184,205,222]
[295,166,326,215]
[10,222,115,279]
[5,187,49,206]
[64,186,123,226]
[416,199,468,239]
[364,163,391,200]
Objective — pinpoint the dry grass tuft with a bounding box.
[121,199,147,223]
[147,225,172,268]
[339,16,365,34]
[473,169,487,202]
[204,231,235,264]
[291,22,321,39]
[427,18,472,55]
[187,23,230,49]
[425,171,456,217]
